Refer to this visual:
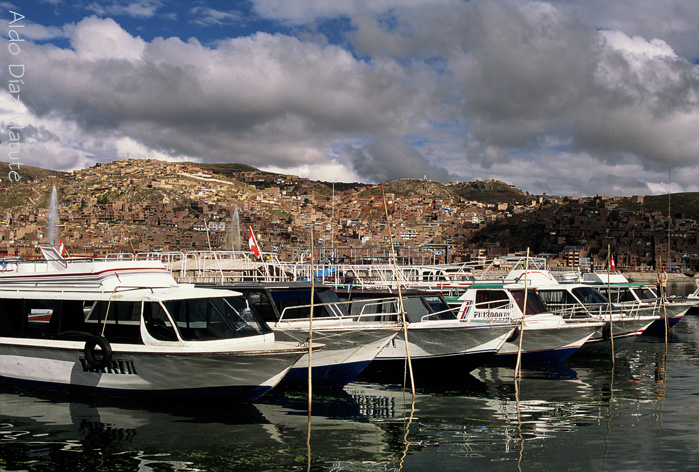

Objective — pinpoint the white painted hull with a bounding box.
[376,322,513,361]
[0,338,306,401]
[573,316,656,356]
[272,323,399,386]
[495,322,600,362]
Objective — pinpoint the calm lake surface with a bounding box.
[2,281,698,472]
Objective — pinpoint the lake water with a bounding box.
[2,282,698,472]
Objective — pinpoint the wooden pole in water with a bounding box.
[514,248,529,380]
[307,227,315,471]
[308,227,315,409]
[382,183,415,398]
[607,244,615,368]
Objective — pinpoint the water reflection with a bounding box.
[1,313,699,471]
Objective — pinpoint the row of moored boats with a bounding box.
[0,247,696,400]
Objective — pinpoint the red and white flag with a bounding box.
[248,227,260,258]
[609,256,615,271]
[58,239,67,257]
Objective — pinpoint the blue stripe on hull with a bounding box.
[280,360,372,388]
[489,346,579,366]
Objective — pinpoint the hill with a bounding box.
[0,162,68,182]
[449,180,531,205]
[358,178,459,199]
[642,192,699,222]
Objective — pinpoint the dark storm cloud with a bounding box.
[343,135,452,183]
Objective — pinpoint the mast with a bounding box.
[667,168,671,265]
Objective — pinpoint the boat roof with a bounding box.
[0,283,243,302]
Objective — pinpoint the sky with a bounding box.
[2,0,699,197]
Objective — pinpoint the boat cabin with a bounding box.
[0,286,272,345]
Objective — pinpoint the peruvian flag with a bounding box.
[610,255,615,271]
[248,227,260,258]
[58,239,67,257]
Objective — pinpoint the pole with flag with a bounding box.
[58,238,68,258]
[609,255,615,271]
[248,227,261,259]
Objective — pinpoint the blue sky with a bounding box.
[2,0,699,196]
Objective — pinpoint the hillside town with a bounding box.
[1,158,697,272]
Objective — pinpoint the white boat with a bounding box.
[581,272,692,335]
[455,284,602,364]
[0,248,317,400]
[506,269,657,355]
[197,281,400,388]
[336,289,515,374]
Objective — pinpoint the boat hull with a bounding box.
[571,317,655,357]
[372,323,514,373]
[490,323,599,365]
[0,339,305,401]
[642,304,689,336]
[273,327,398,388]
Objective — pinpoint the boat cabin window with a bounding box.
[161,296,270,340]
[423,295,457,320]
[270,288,349,320]
[243,290,277,322]
[87,301,145,343]
[510,290,548,315]
[537,289,577,306]
[599,287,635,303]
[344,297,398,321]
[143,302,178,341]
[474,290,510,310]
[571,287,609,305]
[632,287,657,301]
[402,297,430,323]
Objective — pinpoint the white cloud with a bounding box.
[86,1,163,19]
[69,16,146,61]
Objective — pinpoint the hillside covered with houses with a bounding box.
[1,159,698,272]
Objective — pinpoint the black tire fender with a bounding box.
[602,322,612,341]
[84,335,113,370]
[506,326,520,343]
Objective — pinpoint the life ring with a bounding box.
[602,322,612,341]
[84,336,113,370]
[506,327,520,343]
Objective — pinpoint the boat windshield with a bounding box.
[269,288,350,320]
[423,295,458,320]
[632,287,657,301]
[571,287,609,305]
[510,290,548,315]
[160,296,271,341]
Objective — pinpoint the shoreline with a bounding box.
[623,272,696,283]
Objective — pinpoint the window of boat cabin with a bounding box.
[423,295,457,320]
[536,289,588,318]
[537,289,576,306]
[633,287,657,301]
[161,296,270,340]
[600,287,635,303]
[402,296,431,323]
[346,297,398,320]
[510,290,548,315]
[243,289,277,322]
[142,301,178,341]
[86,300,144,343]
[0,298,89,340]
[270,288,344,320]
[571,287,609,305]
[474,290,510,310]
